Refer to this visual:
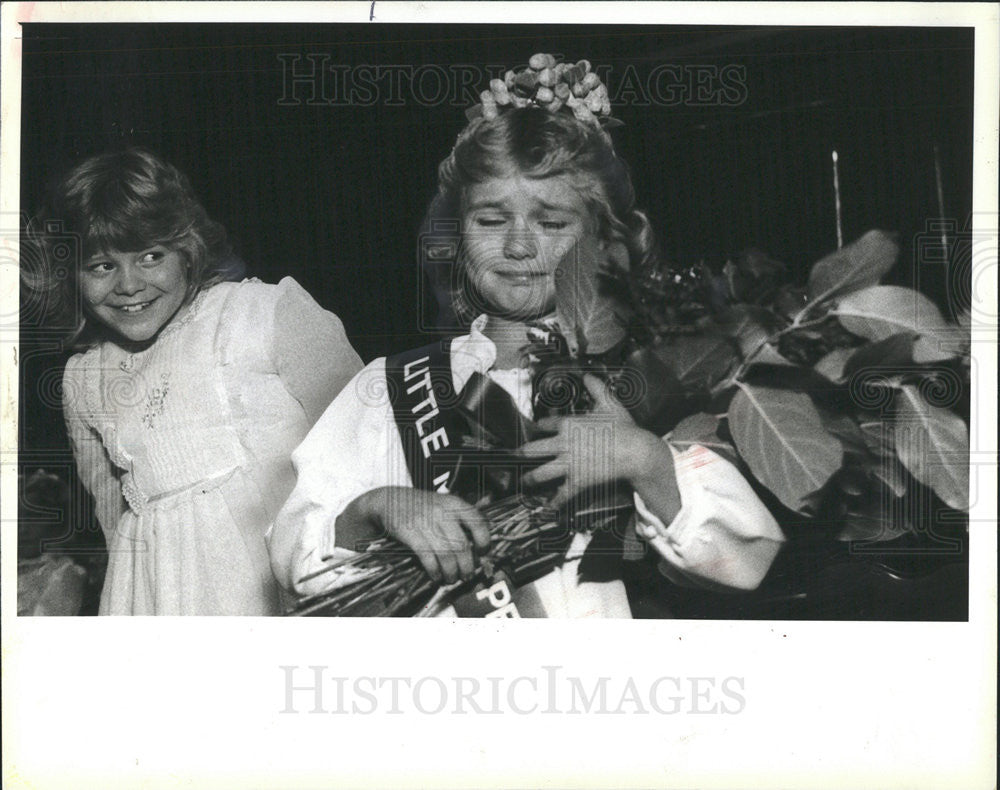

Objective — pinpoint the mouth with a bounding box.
[113,298,157,314]
[494,269,551,284]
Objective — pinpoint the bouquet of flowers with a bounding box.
[289,318,636,618]
[290,225,971,616]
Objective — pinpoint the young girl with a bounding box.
[35,147,363,615]
[270,58,785,616]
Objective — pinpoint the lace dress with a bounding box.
[63,277,363,615]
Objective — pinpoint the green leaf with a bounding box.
[720,306,793,367]
[915,307,970,362]
[622,345,685,436]
[727,384,844,513]
[859,420,895,458]
[924,307,972,362]
[818,410,868,455]
[721,306,769,354]
[553,238,627,356]
[752,344,796,367]
[723,249,787,303]
[658,334,739,391]
[842,333,915,379]
[814,348,854,383]
[836,286,956,362]
[807,230,899,305]
[669,411,722,443]
[912,335,966,363]
[772,285,810,320]
[867,454,909,497]
[893,385,969,510]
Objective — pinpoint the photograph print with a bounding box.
[13,17,985,621]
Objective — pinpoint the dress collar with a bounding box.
[450,315,535,419]
[449,315,498,391]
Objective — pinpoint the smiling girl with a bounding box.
[34,148,363,614]
[270,60,785,617]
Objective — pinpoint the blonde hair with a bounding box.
[420,107,659,327]
[25,147,231,348]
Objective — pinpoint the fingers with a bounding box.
[517,435,564,458]
[386,492,487,584]
[437,501,488,582]
[442,496,490,554]
[409,543,444,583]
[549,484,571,510]
[436,548,462,584]
[581,372,610,408]
[522,459,568,488]
[458,506,492,553]
[387,493,496,585]
[453,546,476,581]
[583,373,631,419]
[534,416,564,434]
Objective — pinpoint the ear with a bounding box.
[600,237,630,272]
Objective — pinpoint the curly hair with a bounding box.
[24,147,232,347]
[420,106,660,327]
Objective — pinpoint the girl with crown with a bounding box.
[270,55,785,617]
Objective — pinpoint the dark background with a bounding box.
[19,23,975,450]
[17,24,974,614]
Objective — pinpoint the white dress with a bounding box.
[63,277,363,615]
[270,316,786,617]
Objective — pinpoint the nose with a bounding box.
[503,219,538,261]
[113,262,147,297]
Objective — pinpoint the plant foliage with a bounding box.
[585,229,970,538]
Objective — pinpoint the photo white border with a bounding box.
[2,3,996,788]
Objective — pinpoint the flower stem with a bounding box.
[712,315,832,397]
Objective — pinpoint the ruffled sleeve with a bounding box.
[633,443,785,591]
[62,354,125,541]
[269,277,364,426]
[268,358,412,597]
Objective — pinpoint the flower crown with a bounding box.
[465,53,623,131]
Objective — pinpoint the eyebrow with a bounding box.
[466,200,506,211]
[84,245,163,263]
[466,199,580,214]
[536,199,580,213]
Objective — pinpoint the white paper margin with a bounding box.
[2,4,996,789]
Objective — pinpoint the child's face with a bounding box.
[461,174,603,321]
[79,245,189,343]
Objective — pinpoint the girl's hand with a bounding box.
[518,373,670,508]
[361,487,491,584]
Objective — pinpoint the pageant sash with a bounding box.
[385,339,467,495]
[385,341,557,617]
